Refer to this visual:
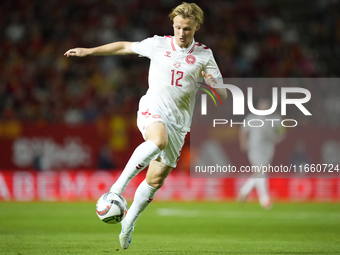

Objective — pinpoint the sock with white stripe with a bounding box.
[110,140,160,195]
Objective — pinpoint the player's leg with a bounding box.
[257,150,274,209]
[119,158,172,249]
[255,177,272,210]
[254,154,273,209]
[237,177,256,202]
[118,116,185,249]
[125,158,172,225]
[110,121,168,195]
[238,153,259,202]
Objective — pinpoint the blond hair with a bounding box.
[169,2,204,26]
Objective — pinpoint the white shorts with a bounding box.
[136,106,187,168]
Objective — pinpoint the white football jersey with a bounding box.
[131,35,221,132]
[243,114,282,165]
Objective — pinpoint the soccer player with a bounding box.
[65,2,227,249]
[237,98,285,210]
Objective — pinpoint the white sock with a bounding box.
[124,179,158,225]
[110,140,160,195]
[239,178,256,198]
[256,178,270,206]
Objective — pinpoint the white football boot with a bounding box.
[119,218,134,249]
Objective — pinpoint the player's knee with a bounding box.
[145,122,168,150]
[150,137,168,151]
[146,177,165,190]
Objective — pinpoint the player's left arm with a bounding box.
[274,125,286,144]
[202,53,227,100]
[272,119,286,144]
[202,71,227,100]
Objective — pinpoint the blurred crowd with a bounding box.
[1,0,340,126]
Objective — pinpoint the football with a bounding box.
[96,192,128,224]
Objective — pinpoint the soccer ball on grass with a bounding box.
[96,192,128,224]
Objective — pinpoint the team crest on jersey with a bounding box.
[185,55,196,64]
[141,109,152,118]
[173,62,181,68]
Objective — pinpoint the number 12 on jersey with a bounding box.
[171,70,183,87]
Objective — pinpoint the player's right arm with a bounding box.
[64,42,134,57]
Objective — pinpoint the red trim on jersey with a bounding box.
[165,35,171,38]
[195,42,210,50]
[171,37,176,51]
[188,43,195,54]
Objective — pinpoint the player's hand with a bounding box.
[64,48,89,57]
[202,71,217,87]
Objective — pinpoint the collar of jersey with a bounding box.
[171,36,196,54]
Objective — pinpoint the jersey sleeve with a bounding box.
[131,36,155,59]
[203,52,222,79]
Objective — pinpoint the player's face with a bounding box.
[173,16,199,49]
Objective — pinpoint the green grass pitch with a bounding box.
[0,201,339,254]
